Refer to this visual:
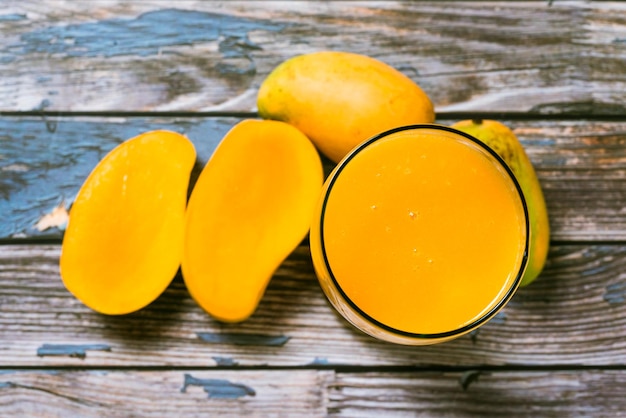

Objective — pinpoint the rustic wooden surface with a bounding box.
[1,1,626,417]
[1,0,626,114]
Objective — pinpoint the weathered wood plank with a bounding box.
[1,116,625,241]
[1,1,625,113]
[328,370,626,417]
[0,369,333,417]
[0,369,624,417]
[1,244,624,367]
[0,116,237,239]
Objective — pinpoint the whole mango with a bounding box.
[258,51,435,163]
[451,120,550,286]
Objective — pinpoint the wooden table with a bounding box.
[1,1,625,416]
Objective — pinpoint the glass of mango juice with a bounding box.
[310,125,529,345]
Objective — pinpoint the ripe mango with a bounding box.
[182,120,323,322]
[451,120,550,286]
[257,51,435,163]
[60,130,196,314]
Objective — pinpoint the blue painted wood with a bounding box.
[1,118,625,241]
[1,243,624,367]
[2,3,626,113]
[0,116,240,239]
[0,14,27,22]
[212,357,239,366]
[37,344,111,359]
[604,280,626,305]
[0,2,624,415]
[3,9,284,62]
[181,373,256,399]
[197,332,291,347]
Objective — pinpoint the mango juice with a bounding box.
[310,125,529,345]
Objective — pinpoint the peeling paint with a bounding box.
[36,343,111,358]
[215,34,262,75]
[520,138,556,147]
[309,357,329,365]
[1,164,29,172]
[490,311,507,325]
[582,265,608,277]
[459,370,483,391]
[0,117,233,239]
[33,99,52,111]
[212,356,239,366]
[0,13,27,22]
[181,374,255,399]
[12,9,284,59]
[32,100,58,133]
[604,279,626,304]
[197,332,290,346]
[34,200,69,231]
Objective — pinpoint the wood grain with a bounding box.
[1,243,624,367]
[1,1,625,112]
[0,369,624,417]
[0,369,333,417]
[1,117,625,241]
[328,370,626,417]
[0,116,238,240]
[1,1,625,414]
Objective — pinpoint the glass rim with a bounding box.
[317,123,530,340]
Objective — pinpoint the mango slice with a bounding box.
[258,51,435,163]
[60,130,196,315]
[451,120,550,286]
[182,120,323,322]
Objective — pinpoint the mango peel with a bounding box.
[60,130,196,315]
[452,119,550,286]
[182,119,323,322]
[258,51,435,163]
[60,122,323,321]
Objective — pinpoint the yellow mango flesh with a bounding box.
[451,120,550,286]
[60,130,196,315]
[258,51,435,163]
[182,119,323,322]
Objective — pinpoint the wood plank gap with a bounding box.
[1,364,625,373]
[0,237,63,246]
[0,111,625,122]
[0,111,259,118]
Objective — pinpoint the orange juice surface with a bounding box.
[318,127,528,336]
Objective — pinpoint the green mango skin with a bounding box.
[451,120,550,287]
